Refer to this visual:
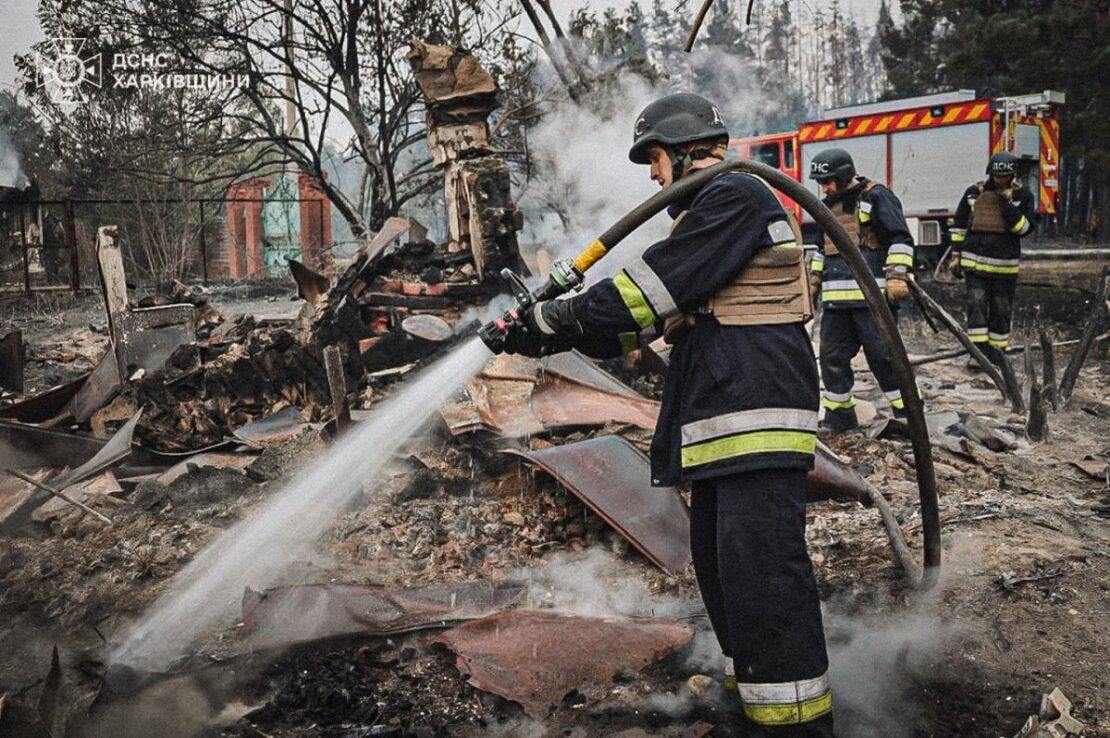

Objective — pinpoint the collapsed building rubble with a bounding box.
[1,40,1109,738]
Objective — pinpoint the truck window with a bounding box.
[751,143,781,169]
[784,141,795,169]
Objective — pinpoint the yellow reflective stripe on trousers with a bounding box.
[973,262,1019,275]
[821,396,856,410]
[613,271,656,328]
[681,430,816,468]
[743,691,833,726]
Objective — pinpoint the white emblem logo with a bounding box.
[711,106,723,125]
[812,161,830,174]
[35,38,102,113]
[634,116,648,136]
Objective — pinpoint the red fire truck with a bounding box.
[729,90,1064,250]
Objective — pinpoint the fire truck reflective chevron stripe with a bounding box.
[679,408,817,469]
[738,673,833,726]
[799,100,994,142]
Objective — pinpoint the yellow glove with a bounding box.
[886,277,909,303]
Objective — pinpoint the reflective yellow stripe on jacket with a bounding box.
[680,408,817,468]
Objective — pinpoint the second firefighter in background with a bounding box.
[949,151,1035,361]
[808,148,915,433]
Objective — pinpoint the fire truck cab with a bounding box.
[729,90,1065,261]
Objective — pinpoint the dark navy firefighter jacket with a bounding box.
[950,178,1035,280]
[810,178,915,310]
[560,172,819,487]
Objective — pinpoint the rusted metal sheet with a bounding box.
[288,258,330,304]
[432,610,693,717]
[0,421,105,468]
[441,355,660,437]
[0,468,51,530]
[32,471,123,523]
[52,409,142,490]
[155,452,255,485]
[0,376,87,423]
[242,581,525,649]
[809,442,870,503]
[540,351,642,399]
[70,350,121,423]
[532,375,658,431]
[0,330,23,393]
[116,306,196,377]
[231,406,315,449]
[505,435,690,574]
[364,216,411,264]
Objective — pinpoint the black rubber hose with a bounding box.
[584,158,942,588]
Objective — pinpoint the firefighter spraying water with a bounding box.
[479,93,941,735]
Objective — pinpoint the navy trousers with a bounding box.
[819,307,905,431]
[690,469,835,737]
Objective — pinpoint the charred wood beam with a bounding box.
[324,345,351,433]
[1059,268,1110,407]
[519,0,582,101]
[995,350,1026,416]
[1025,346,1048,442]
[1040,330,1059,411]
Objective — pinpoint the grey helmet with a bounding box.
[986,151,1017,177]
[809,148,856,184]
[628,92,729,165]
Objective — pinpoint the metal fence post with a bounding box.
[18,208,30,293]
[199,201,209,285]
[64,199,79,292]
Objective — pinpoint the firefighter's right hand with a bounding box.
[808,275,822,310]
[949,252,963,278]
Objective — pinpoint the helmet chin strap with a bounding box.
[669,142,727,182]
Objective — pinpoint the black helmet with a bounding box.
[809,148,855,183]
[628,92,729,164]
[986,151,1017,177]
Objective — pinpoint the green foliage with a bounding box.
[878,0,1110,161]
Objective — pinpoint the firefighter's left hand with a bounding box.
[886,277,909,303]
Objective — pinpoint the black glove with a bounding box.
[501,322,570,357]
[524,299,583,338]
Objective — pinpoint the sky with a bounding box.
[0,0,43,90]
[1,0,887,90]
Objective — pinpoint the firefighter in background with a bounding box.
[948,151,1034,361]
[808,148,914,433]
[499,93,834,736]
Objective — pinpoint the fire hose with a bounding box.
[478,158,942,589]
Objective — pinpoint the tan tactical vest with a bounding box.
[825,181,879,255]
[968,181,1021,234]
[663,174,811,342]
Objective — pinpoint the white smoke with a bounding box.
[517,50,779,283]
[0,129,25,189]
